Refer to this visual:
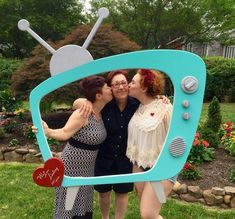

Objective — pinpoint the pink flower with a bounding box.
[193,139,200,146]
[202,140,209,148]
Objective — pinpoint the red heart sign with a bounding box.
[33,157,64,187]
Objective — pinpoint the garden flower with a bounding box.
[188,132,214,165]
[193,139,200,146]
[181,163,200,180]
[183,163,194,170]
[226,127,232,132]
[202,140,209,148]
[221,122,235,156]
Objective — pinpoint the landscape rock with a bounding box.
[203,190,223,205]
[188,186,202,198]
[24,153,41,163]
[230,197,235,208]
[28,149,39,155]
[224,195,232,204]
[1,147,16,153]
[4,151,23,162]
[173,181,181,192]
[180,194,198,202]
[0,151,3,160]
[177,184,188,194]
[15,148,29,155]
[224,186,235,195]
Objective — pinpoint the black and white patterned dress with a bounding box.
[54,114,107,219]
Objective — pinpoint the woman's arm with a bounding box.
[33,105,91,141]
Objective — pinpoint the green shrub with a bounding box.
[181,163,200,180]
[188,132,214,165]
[23,122,36,140]
[230,169,235,182]
[40,100,53,113]
[203,57,235,102]
[47,138,60,147]
[0,127,6,138]
[9,138,19,147]
[206,96,222,133]
[201,127,220,148]
[0,58,22,91]
[200,96,222,148]
[0,89,21,114]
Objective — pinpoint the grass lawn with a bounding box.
[200,103,235,124]
[1,163,235,219]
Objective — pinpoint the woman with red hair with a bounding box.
[126,69,177,219]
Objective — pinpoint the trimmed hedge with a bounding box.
[160,56,235,102]
[204,57,235,102]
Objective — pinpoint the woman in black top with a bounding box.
[74,70,139,219]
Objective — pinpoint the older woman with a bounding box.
[33,75,112,219]
[126,69,177,219]
[73,70,169,219]
[74,70,138,219]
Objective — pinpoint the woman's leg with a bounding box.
[132,164,145,200]
[98,191,111,219]
[114,192,129,219]
[140,180,174,219]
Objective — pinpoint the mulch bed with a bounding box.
[178,147,235,189]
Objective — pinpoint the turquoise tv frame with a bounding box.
[30,49,206,187]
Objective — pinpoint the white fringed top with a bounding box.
[126,99,172,169]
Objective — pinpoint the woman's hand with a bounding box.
[157,95,170,104]
[73,98,93,112]
[76,104,92,125]
[31,125,38,133]
[31,120,50,137]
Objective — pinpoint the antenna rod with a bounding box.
[82,7,109,49]
[18,19,56,54]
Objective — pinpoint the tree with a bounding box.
[206,96,222,133]
[0,0,85,58]
[201,96,222,148]
[11,24,140,103]
[89,0,235,49]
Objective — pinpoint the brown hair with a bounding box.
[138,69,165,97]
[106,70,129,86]
[79,76,106,103]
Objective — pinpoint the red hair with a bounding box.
[106,70,129,86]
[138,69,165,97]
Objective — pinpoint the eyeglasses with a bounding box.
[111,81,128,89]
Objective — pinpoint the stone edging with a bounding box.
[0,145,60,163]
[170,182,235,209]
[1,146,235,209]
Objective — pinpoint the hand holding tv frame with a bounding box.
[18,7,206,211]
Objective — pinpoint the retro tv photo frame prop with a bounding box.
[18,7,206,210]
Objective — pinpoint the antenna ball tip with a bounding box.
[98,7,109,18]
[18,19,30,31]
